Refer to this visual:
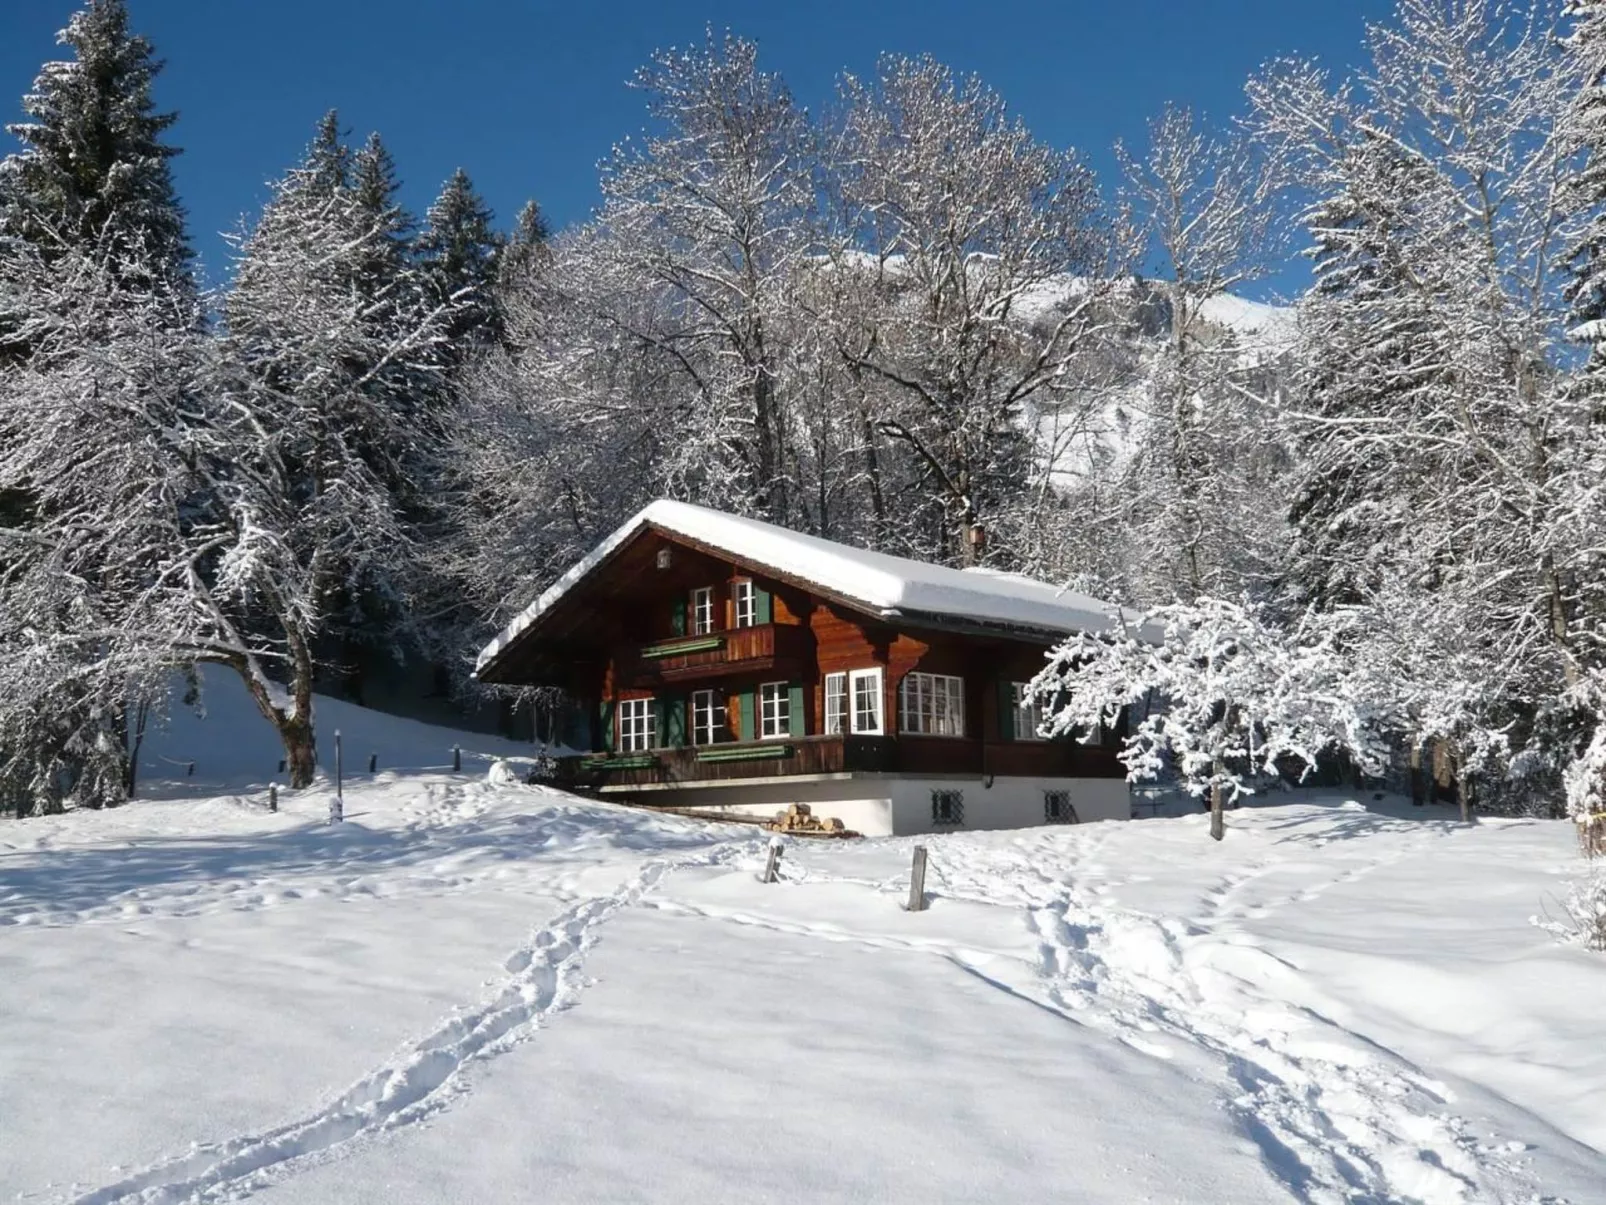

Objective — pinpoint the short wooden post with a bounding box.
[187,761,195,778]
[330,730,344,824]
[761,841,784,884]
[906,845,929,912]
[368,753,377,774]
[453,745,462,773]
[278,758,286,775]
[268,783,278,813]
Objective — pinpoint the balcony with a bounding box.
[564,734,1122,791]
[622,622,811,685]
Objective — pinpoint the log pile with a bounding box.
[769,803,845,835]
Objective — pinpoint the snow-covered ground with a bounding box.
[3,689,1604,1203]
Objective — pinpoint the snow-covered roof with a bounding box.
[475,500,1148,674]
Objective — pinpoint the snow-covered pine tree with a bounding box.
[1249,0,1589,809]
[0,237,209,816]
[1556,0,1606,821]
[416,168,505,358]
[0,0,190,281]
[497,199,549,295]
[0,0,195,813]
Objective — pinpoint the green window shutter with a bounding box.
[663,694,687,747]
[737,691,755,742]
[565,698,589,749]
[788,683,805,737]
[670,596,687,636]
[599,699,615,752]
[754,586,772,625]
[998,680,1015,741]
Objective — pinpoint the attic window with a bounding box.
[690,587,714,635]
[655,547,672,570]
[733,579,757,628]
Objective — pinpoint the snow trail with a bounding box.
[922,832,1544,1205]
[61,834,759,1205]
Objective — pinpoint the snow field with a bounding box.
[3,764,1604,1204]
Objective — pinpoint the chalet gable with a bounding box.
[474,500,1146,686]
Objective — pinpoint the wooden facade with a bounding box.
[477,522,1128,806]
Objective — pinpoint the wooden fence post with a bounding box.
[330,730,344,824]
[906,845,929,912]
[761,840,784,884]
[368,753,377,774]
[268,783,277,813]
[453,745,462,773]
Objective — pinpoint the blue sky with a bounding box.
[1,0,1396,297]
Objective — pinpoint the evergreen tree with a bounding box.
[497,198,549,288]
[0,0,190,284]
[415,168,504,356]
[0,0,196,813]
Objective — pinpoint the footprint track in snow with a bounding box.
[57,836,761,1205]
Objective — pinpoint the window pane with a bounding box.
[850,669,883,734]
[900,673,964,736]
[691,589,713,636]
[734,581,755,628]
[824,673,846,735]
[691,689,723,745]
[618,698,656,752]
[760,681,789,739]
[1012,681,1043,741]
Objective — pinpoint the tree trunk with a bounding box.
[230,629,319,789]
[124,695,150,799]
[279,711,317,789]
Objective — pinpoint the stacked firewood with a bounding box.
[769,803,845,835]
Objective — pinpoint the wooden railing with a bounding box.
[623,622,811,684]
[566,732,1121,790]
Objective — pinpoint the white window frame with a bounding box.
[733,579,756,629]
[690,587,714,636]
[899,672,965,737]
[848,668,884,735]
[823,672,847,735]
[1012,681,1046,741]
[691,689,723,746]
[759,681,790,740]
[617,697,656,752]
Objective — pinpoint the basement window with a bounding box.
[1044,790,1078,825]
[931,789,964,826]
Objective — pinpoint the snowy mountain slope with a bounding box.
[2,693,1602,1203]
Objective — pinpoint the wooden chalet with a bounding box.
[473,501,1139,836]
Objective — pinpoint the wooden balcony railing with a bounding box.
[566,733,1122,790]
[623,622,811,685]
